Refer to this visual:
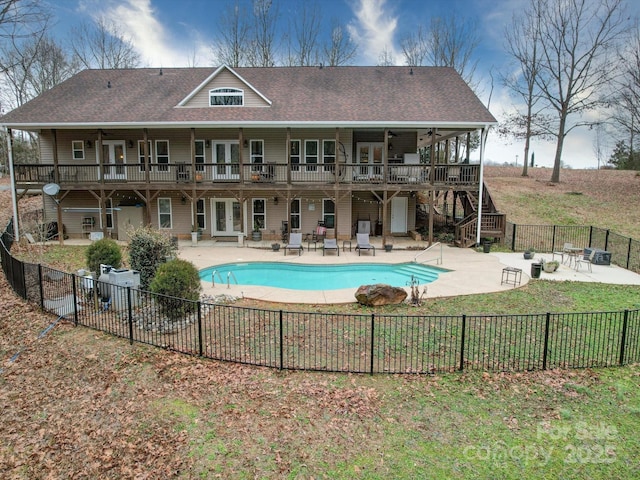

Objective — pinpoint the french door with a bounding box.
[101,140,126,180]
[211,199,241,235]
[212,141,240,180]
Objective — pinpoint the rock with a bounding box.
[355,284,407,306]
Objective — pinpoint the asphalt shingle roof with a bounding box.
[1,66,496,128]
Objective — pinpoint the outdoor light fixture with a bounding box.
[128,140,134,148]
[273,196,278,205]
[86,140,92,149]
[243,139,248,148]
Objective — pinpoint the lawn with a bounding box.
[1,168,640,478]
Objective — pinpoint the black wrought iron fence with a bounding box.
[506,222,640,274]
[2,219,640,374]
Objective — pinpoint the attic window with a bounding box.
[209,87,244,106]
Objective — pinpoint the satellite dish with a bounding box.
[43,183,60,196]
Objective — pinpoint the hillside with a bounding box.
[484,166,640,240]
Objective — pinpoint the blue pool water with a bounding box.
[199,262,446,291]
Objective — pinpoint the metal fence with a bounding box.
[2,219,639,374]
[505,223,640,274]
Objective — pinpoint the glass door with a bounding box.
[101,140,126,180]
[212,141,239,180]
[212,199,241,235]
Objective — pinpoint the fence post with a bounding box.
[197,301,203,357]
[588,226,593,249]
[279,310,283,370]
[552,225,557,254]
[619,309,629,366]
[626,238,632,270]
[511,224,516,251]
[604,229,610,251]
[71,273,79,326]
[127,286,133,345]
[38,264,44,309]
[459,314,466,371]
[542,312,551,370]
[370,313,375,375]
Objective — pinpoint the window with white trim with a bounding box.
[72,141,85,160]
[195,140,205,172]
[106,198,114,229]
[290,140,300,172]
[196,199,206,230]
[290,199,301,230]
[138,140,152,172]
[322,198,335,228]
[250,140,264,172]
[155,140,169,172]
[158,198,172,229]
[305,140,318,172]
[252,198,266,230]
[209,87,244,106]
[323,140,336,172]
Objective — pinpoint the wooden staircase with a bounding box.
[454,183,506,247]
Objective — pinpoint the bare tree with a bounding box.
[377,46,394,67]
[609,22,640,165]
[427,16,479,89]
[322,19,357,66]
[502,2,546,177]
[0,0,49,40]
[69,16,140,69]
[213,1,251,67]
[400,25,428,67]
[0,30,75,109]
[247,0,279,67]
[533,0,628,183]
[285,1,321,66]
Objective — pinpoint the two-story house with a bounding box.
[2,65,498,246]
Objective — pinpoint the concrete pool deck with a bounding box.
[176,240,640,304]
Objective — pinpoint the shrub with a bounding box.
[128,226,177,289]
[85,238,122,275]
[149,259,201,320]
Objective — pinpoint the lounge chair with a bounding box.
[284,232,303,256]
[355,233,375,256]
[323,238,339,256]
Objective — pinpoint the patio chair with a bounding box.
[553,242,573,264]
[284,232,303,256]
[575,249,595,272]
[355,233,375,256]
[323,238,339,256]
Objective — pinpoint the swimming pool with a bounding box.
[199,262,446,291]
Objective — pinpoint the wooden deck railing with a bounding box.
[14,162,480,188]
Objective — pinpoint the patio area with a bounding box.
[176,239,640,304]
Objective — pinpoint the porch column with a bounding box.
[286,128,291,184]
[6,128,20,241]
[382,190,388,246]
[190,128,197,230]
[476,127,487,246]
[144,128,151,226]
[239,128,245,184]
[428,129,437,245]
[51,129,64,245]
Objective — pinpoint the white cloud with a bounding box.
[79,0,210,67]
[347,0,400,65]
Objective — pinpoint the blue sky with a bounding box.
[43,0,635,169]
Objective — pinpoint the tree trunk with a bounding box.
[550,113,567,183]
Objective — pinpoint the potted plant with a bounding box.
[271,242,280,251]
[523,248,535,260]
[542,259,559,273]
[251,222,262,241]
[383,237,393,252]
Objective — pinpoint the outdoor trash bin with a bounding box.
[531,262,542,278]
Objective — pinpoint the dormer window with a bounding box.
[209,87,244,106]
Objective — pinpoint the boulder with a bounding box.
[355,284,407,306]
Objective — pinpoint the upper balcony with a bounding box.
[13,161,480,189]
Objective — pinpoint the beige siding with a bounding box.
[183,69,270,108]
